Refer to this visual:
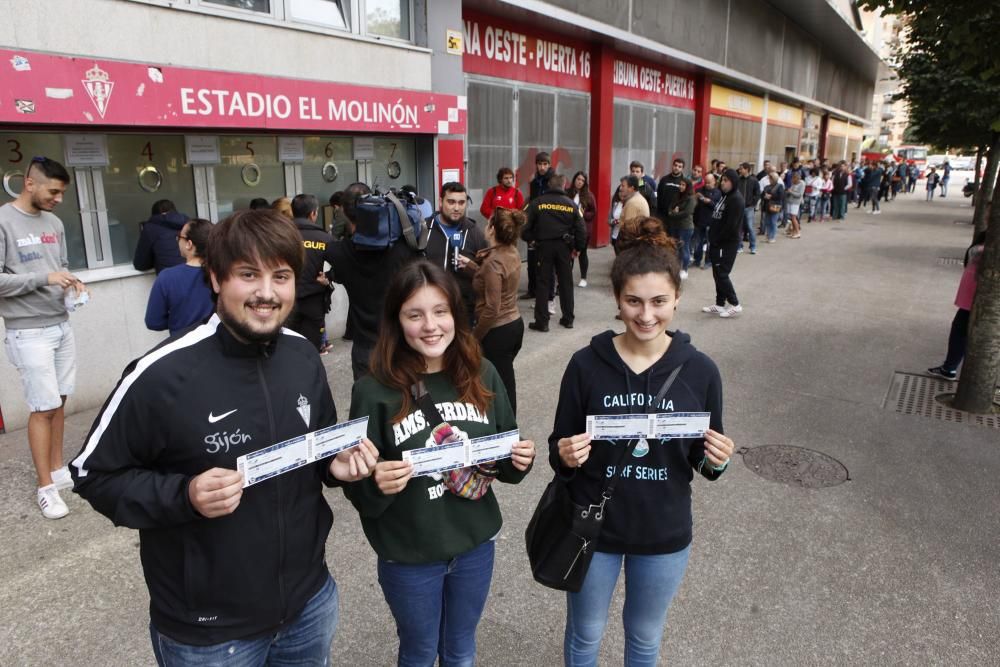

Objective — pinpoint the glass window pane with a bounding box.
[653,109,676,178]
[290,0,346,28]
[367,0,409,40]
[629,106,653,175]
[674,112,694,170]
[372,137,416,192]
[0,133,87,270]
[204,0,270,11]
[517,89,555,200]
[556,94,589,178]
[103,135,197,266]
[612,103,631,194]
[302,137,358,206]
[214,137,283,218]
[468,82,514,203]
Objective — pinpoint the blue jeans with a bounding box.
[869,187,880,211]
[765,211,780,240]
[378,539,495,667]
[150,574,339,667]
[670,228,694,269]
[564,547,691,667]
[739,206,757,251]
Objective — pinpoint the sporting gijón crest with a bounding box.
[82,63,114,118]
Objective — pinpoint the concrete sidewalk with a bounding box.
[1,190,997,666]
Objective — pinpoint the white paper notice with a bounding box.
[278,136,305,162]
[64,134,109,167]
[586,413,711,440]
[237,417,369,488]
[185,135,221,165]
[404,430,520,477]
[653,412,711,439]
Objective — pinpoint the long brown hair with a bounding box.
[371,260,493,422]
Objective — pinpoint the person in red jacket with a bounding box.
[480,167,525,220]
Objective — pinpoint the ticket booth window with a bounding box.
[214,137,283,217]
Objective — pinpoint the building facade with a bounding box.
[0,0,879,430]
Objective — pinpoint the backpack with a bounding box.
[351,190,430,251]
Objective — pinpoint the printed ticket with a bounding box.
[468,429,519,466]
[404,430,520,477]
[586,413,711,440]
[237,417,369,488]
[403,440,469,477]
[653,412,711,439]
[586,414,656,440]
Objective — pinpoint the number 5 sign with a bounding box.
[446,29,463,56]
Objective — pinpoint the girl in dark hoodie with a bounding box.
[549,221,735,667]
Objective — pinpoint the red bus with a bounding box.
[894,145,928,174]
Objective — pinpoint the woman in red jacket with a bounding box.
[567,171,597,287]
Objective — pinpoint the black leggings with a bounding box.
[577,246,589,280]
[480,318,524,415]
[711,243,739,307]
[943,308,971,372]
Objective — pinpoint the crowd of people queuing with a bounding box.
[4,144,947,666]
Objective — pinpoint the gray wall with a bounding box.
[621,0,874,118]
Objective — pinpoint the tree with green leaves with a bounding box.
[860,0,1000,413]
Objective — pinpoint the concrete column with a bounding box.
[757,92,769,169]
[692,73,712,169]
[588,44,615,248]
[818,113,830,161]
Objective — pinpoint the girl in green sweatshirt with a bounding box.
[345,259,535,666]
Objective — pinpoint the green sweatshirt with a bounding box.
[345,361,529,563]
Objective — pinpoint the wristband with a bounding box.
[706,456,729,473]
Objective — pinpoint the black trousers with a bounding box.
[577,246,589,280]
[535,240,574,325]
[481,318,524,415]
[287,293,327,351]
[711,243,739,307]
[944,308,971,371]
[351,343,372,381]
[526,245,536,295]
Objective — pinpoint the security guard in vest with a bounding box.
[289,193,337,350]
[522,173,587,332]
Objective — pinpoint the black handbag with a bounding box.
[525,364,683,592]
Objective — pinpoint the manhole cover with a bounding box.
[937,257,963,266]
[883,371,1000,428]
[739,445,849,488]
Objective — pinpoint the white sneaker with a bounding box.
[548,299,556,315]
[37,484,68,520]
[719,304,743,318]
[872,210,881,215]
[680,270,689,280]
[51,466,73,490]
[702,305,726,314]
[578,279,587,288]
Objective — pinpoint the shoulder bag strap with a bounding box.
[388,191,430,251]
[411,380,445,425]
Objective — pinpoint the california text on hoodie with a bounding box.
[549,330,725,554]
[133,211,188,274]
[71,316,343,646]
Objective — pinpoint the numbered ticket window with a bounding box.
[103,135,197,266]
[0,133,88,270]
[215,137,282,217]
[373,137,416,191]
[302,137,358,202]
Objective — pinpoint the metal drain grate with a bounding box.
[938,257,963,266]
[883,371,1000,428]
[740,445,849,488]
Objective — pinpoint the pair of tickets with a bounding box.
[586,412,711,440]
[236,417,369,488]
[402,429,520,477]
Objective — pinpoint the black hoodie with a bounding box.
[548,330,725,555]
[133,211,188,274]
[709,169,745,247]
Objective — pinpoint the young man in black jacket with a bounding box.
[522,173,586,332]
[72,209,378,664]
[288,194,337,351]
[703,169,745,318]
[736,163,761,254]
[656,158,686,222]
[133,199,188,274]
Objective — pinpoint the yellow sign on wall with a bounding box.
[766,100,803,127]
[828,118,851,137]
[710,84,764,119]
